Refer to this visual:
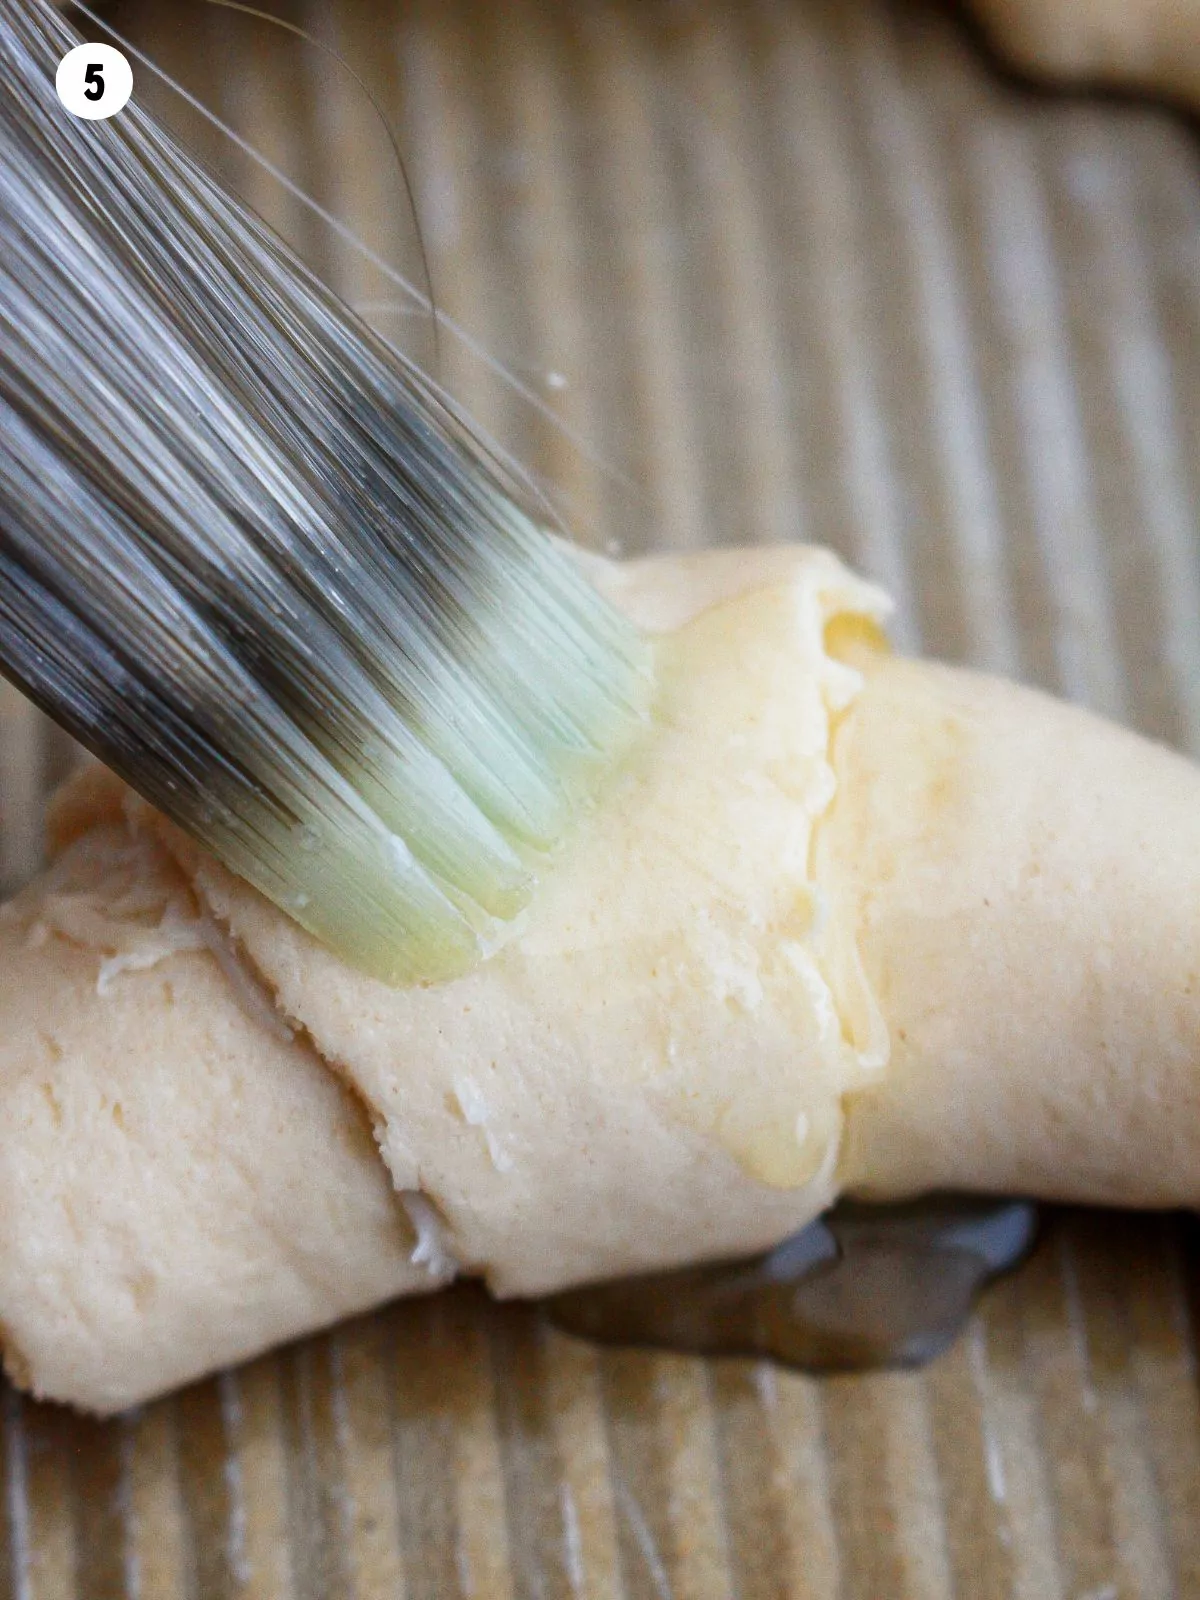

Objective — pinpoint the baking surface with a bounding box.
[3,0,1200,1593]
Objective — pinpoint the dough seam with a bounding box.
[156,841,465,1286]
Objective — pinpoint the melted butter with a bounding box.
[522,575,891,1193]
[545,1195,1037,1370]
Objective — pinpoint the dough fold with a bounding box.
[161,549,893,1297]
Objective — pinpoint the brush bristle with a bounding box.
[0,0,652,982]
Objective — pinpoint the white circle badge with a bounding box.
[56,43,133,121]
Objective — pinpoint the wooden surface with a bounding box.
[6,0,1200,1593]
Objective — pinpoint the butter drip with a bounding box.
[546,1195,1038,1371]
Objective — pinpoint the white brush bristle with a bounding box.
[0,0,652,982]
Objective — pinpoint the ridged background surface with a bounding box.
[3,0,1200,1593]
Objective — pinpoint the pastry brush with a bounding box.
[0,0,652,983]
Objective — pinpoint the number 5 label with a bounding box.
[56,43,133,121]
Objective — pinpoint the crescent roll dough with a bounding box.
[969,0,1200,105]
[1,546,1197,1413]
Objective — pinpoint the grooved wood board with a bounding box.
[4,0,1200,1593]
